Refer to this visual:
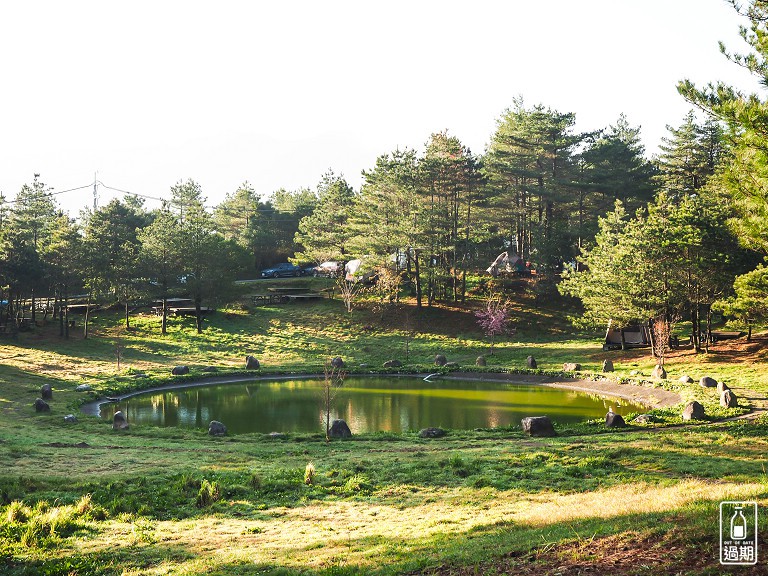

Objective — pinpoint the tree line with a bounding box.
[4,0,768,342]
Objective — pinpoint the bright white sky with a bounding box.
[0,0,761,215]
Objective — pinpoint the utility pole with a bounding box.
[93,173,98,212]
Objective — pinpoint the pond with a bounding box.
[97,377,645,434]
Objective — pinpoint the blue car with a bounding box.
[260,263,302,278]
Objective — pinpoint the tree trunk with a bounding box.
[83,293,91,339]
[620,329,627,351]
[64,285,70,339]
[414,251,422,309]
[31,289,36,324]
[195,294,203,334]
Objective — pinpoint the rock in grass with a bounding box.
[329,419,352,439]
[602,359,614,373]
[632,414,655,424]
[521,416,556,437]
[699,376,717,388]
[208,420,227,436]
[201,366,219,373]
[34,398,50,413]
[75,384,92,391]
[562,363,581,372]
[717,381,730,394]
[267,432,287,440]
[651,364,667,380]
[434,354,447,367]
[682,401,705,421]
[444,362,460,369]
[527,356,537,369]
[172,365,190,376]
[64,414,77,423]
[245,355,260,370]
[383,359,403,368]
[40,384,53,400]
[112,411,129,429]
[605,411,627,428]
[678,375,694,384]
[475,356,487,367]
[721,389,738,408]
[419,427,446,439]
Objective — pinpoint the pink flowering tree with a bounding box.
[474,294,511,355]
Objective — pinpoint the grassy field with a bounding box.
[1,278,767,575]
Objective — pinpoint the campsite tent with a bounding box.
[603,320,651,350]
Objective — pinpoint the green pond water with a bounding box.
[98,377,645,434]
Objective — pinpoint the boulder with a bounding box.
[475,356,487,367]
[651,364,667,380]
[132,373,148,379]
[562,363,581,372]
[629,370,642,376]
[330,356,345,369]
[717,381,730,394]
[521,416,556,437]
[602,359,614,373]
[201,366,219,373]
[605,411,627,428]
[267,432,287,440]
[112,411,129,429]
[527,356,537,369]
[434,354,448,367]
[678,375,694,384]
[40,384,53,400]
[383,359,403,368]
[64,414,77,423]
[632,414,655,424]
[419,427,447,438]
[682,401,705,421]
[721,389,738,408]
[75,384,92,392]
[329,419,352,439]
[444,362,460,369]
[208,420,227,436]
[245,355,260,370]
[172,365,190,376]
[34,398,50,413]
[699,376,717,388]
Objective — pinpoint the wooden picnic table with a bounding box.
[251,293,286,306]
[283,293,324,302]
[267,287,312,294]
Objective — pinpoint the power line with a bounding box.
[0,183,95,206]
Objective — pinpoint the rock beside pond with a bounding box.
[40,384,53,400]
[330,356,345,369]
[419,427,447,439]
[245,355,260,370]
[679,375,694,384]
[34,398,50,413]
[172,365,190,376]
[527,356,537,369]
[602,359,614,372]
[112,411,129,429]
[721,389,738,408]
[475,356,487,367]
[64,414,77,423]
[682,401,705,421]
[383,359,403,368]
[632,414,656,424]
[201,366,219,373]
[651,364,667,380]
[699,376,717,388]
[562,363,581,372]
[329,419,352,439]
[521,416,556,437]
[208,420,227,436]
[605,411,627,428]
[717,381,730,394]
[444,362,459,369]
[132,373,148,379]
[267,432,287,440]
[75,384,92,392]
[434,354,447,367]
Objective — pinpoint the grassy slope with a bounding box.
[1,278,767,575]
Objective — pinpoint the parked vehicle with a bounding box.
[260,263,302,278]
[312,261,342,278]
